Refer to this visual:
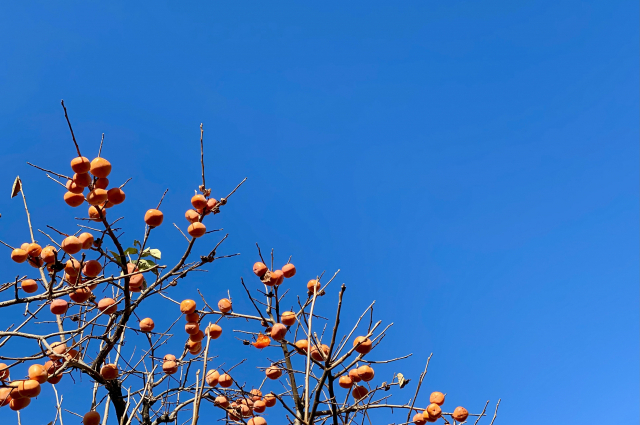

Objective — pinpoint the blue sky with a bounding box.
[0,1,638,424]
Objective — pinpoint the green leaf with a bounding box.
[110,251,123,266]
[133,240,141,248]
[137,259,156,271]
[141,248,161,260]
[124,247,138,255]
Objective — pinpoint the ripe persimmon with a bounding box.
[357,365,374,382]
[17,379,41,397]
[0,363,9,381]
[205,324,222,339]
[65,259,81,275]
[191,195,207,209]
[187,222,206,238]
[86,188,108,205]
[265,365,282,380]
[253,262,268,277]
[270,323,287,341]
[253,400,266,413]
[426,403,442,420]
[180,299,196,314]
[338,375,353,388]
[140,318,155,332]
[90,157,111,178]
[270,269,284,286]
[27,256,43,268]
[204,197,217,212]
[94,177,109,189]
[26,243,41,257]
[263,393,277,407]
[88,205,106,221]
[83,411,101,425]
[187,339,201,352]
[0,388,11,406]
[28,364,48,384]
[97,298,117,314]
[248,417,267,425]
[41,246,57,263]
[353,336,372,354]
[214,395,229,408]
[205,369,219,386]
[282,263,296,278]
[69,288,92,303]
[48,342,68,359]
[281,311,296,326]
[144,209,163,227]
[71,156,91,173]
[217,298,232,313]
[307,279,321,294]
[310,344,330,362]
[64,191,85,208]
[100,364,118,380]
[66,179,84,194]
[190,330,205,342]
[413,413,426,425]
[162,361,178,375]
[50,299,69,315]
[73,172,92,188]
[185,312,199,322]
[83,260,102,277]
[21,279,38,293]
[430,391,445,405]
[294,339,309,354]
[218,373,233,388]
[78,232,94,249]
[185,322,200,335]
[9,397,30,410]
[11,248,28,263]
[348,369,362,383]
[106,188,125,205]
[352,385,368,400]
[61,236,82,254]
[185,209,199,223]
[163,354,176,362]
[452,407,468,422]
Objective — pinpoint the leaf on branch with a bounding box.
[137,258,159,276]
[110,251,123,266]
[10,176,21,198]
[133,240,141,248]
[397,373,411,389]
[141,248,161,260]
[251,334,271,349]
[124,247,138,255]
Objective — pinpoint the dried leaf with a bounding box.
[10,176,21,198]
[397,372,411,388]
[251,334,271,349]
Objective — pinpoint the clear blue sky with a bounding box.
[0,2,637,424]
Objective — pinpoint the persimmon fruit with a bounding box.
[98,298,117,314]
[50,299,69,315]
[253,262,268,277]
[353,336,372,354]
[217,298,232,313]
[100,364,118,380]
[140,318,155,332]
[187,222,206,238]
[21,279,38,293]
[281,311,296,326]
[90,157,111,178]
[71,156,91,173]
[11,249,28,263]
[205,324,222,339]
[282,263,296,278]
[61,236,82,254]
[144,209,163,227]
[430,391,445,406]
[83,411,101,425]
[107,188,125,205]
[180,299,196,314]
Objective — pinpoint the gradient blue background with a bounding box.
[0,1,638,424]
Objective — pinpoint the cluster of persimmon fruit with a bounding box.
[61,155,124,220]
[410,392,469,424]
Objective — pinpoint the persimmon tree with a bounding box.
[0,102,500,425]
